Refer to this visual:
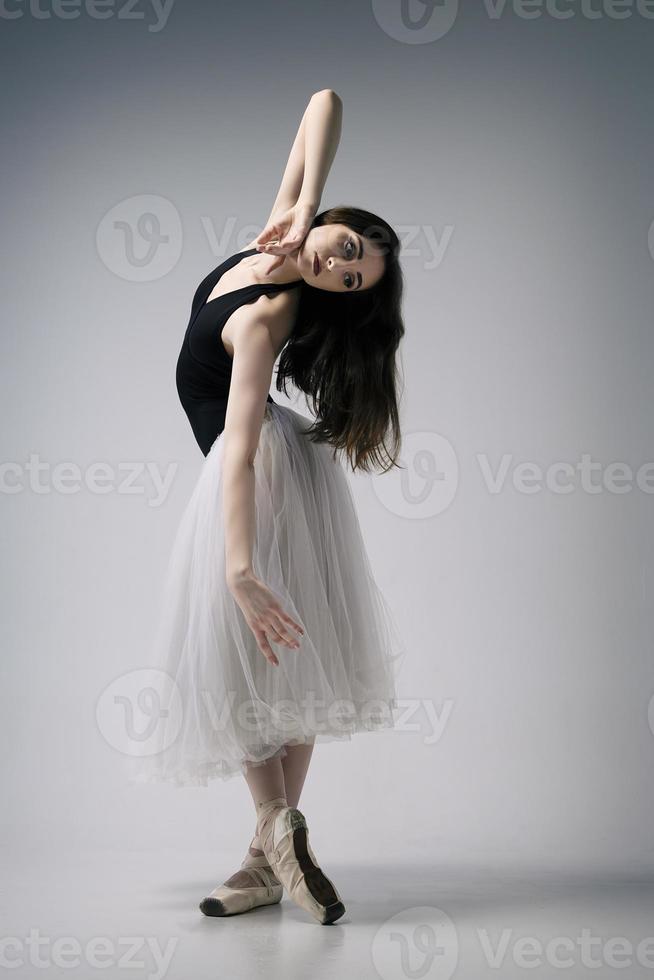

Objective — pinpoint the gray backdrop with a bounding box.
[1,1,653,973]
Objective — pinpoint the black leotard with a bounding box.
[176,248,302,455]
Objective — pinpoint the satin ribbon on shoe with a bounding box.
[256,800,346,925]
[199,848,283,917]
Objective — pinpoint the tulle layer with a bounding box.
[129,401,405,787]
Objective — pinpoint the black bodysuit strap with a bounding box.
[192,248,303,327]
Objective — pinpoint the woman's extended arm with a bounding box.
[264,102,309,221]
[295,88,342,212]
[256,89,343,255]
[221,311,305,666]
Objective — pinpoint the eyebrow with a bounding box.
[352,235,363,290]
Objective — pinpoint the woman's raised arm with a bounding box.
[264,99,310,223]
[295,89,342,214]
[256,89,343,256]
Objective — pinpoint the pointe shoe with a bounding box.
[199,849,283,917]
[256,801,346,925]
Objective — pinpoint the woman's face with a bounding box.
[296,223,386,292]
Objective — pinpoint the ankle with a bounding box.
[255,796,288,849]
[255,795,287,812]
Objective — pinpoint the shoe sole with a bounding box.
[288,812,345,925]
[199,897,228,916]
[199,893,281,917]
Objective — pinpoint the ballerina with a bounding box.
[133,89,407,925]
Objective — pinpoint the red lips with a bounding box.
[313,252,320,276]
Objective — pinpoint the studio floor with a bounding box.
[2,848,654,980]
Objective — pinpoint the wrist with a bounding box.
[296,194,319,214]
[226,565,255,592]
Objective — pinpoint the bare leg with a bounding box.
[243,753,288,857]
[203,743,317,903]
[215,754,287,892]
[244,753,287,806]
[248,739,316,854]
[281,738,316,808]
[249,738,345,925]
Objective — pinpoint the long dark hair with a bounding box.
[275,205,405,474]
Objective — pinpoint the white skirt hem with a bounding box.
[128,401,406,788]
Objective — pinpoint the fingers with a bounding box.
[280,227,304,249]
[252,616,299,666]
[275,607,305,638]
[270,603,304,643]
[254,627,279,667]
[268,234,302,252]
[269,615,300,650]
[256,238,280,251]
[243,584,306,666]
[255,225,278,247]
[257,242,288,258]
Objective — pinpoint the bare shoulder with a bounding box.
[222,285,302,359]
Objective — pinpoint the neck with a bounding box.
[250,246,304,286]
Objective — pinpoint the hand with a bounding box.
[255,201,317,258]
[255,248,288,275]
[228,569,305,667]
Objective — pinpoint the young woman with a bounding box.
[136,90,407,925]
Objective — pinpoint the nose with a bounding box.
[326,255,348,271]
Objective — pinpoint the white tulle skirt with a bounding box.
[130,401,405,787]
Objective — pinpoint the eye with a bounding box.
[343,238,357,288]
